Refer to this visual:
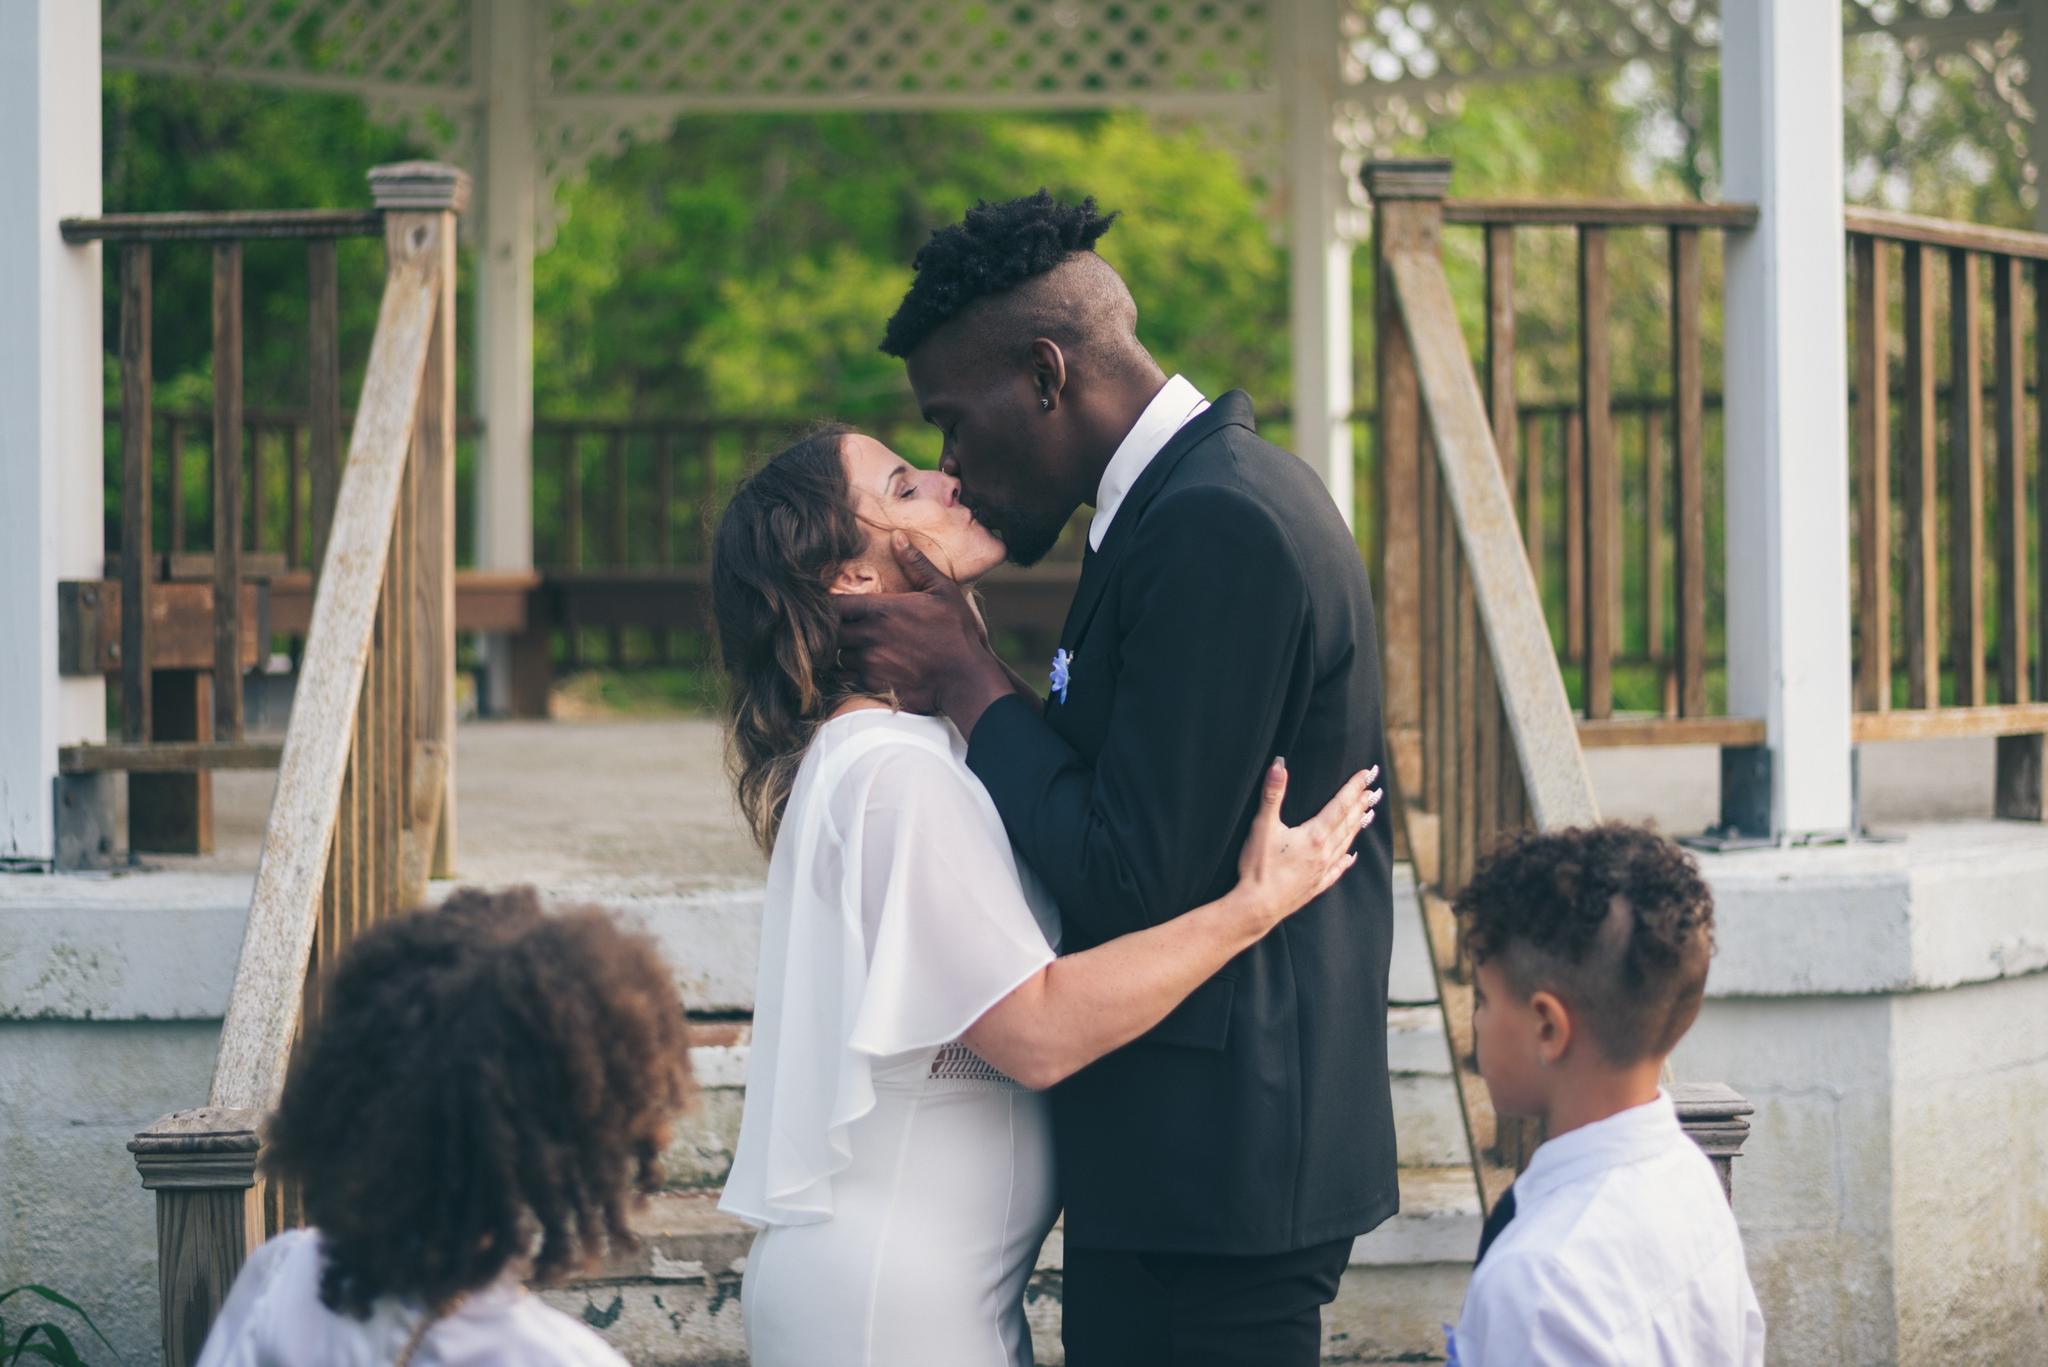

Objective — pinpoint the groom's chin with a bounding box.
[993,518,1068,568]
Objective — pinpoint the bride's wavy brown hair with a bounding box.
[711,424,873,851]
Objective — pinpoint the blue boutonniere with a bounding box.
[1050,648,1074,705]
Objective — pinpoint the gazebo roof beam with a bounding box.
[100,53,474,110]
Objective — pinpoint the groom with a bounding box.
[836,191,1397,1366]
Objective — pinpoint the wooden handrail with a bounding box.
[1845,205,2048,262]
[1389,245,1600,830]
[211,220,442,1109]
[130,163,468,1367]
[59,209,384,243]
[1445,198,1759,229]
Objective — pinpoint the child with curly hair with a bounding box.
[1446,824,1764,1367]
[197,886,694,1366]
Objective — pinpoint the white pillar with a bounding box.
[1720,0,1855,836]
[1285,0,1355,528]
[475,0,537,714]
[0,0,104,863]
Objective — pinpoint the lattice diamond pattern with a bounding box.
[1344,1,1716,92]
[539,0,1273,101]
[103,0,474,92]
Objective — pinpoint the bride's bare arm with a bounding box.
[962,761,1379,1090]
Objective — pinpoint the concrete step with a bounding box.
[546,1168,1476,1365]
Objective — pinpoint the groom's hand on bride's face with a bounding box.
[834,534,1012,734]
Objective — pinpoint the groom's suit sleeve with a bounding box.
[966,481,1311,945]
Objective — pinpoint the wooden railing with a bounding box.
[1440,196,1760,748]
[57,205,386,854]
[1369,160,1752,1211]
[120,163,467,1367]
[1845,207,2048,819]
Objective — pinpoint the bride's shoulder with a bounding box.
[804,709,976,805]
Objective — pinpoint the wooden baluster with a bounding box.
[1564,410,1585,662]
[653,430,675,665]
[1950,248,1987,706]
[1437,446,1458,888]
[286,426,303,569]
[1419,429,1440,817]
[1476,626,1499,857]
[168,417,186,558]
[308,240,342,582]
[608,428,628,666]
[389,180,461,880]
[354,660,371,938]
[1853,233,1892,714]
[2037,260,2048,705]
[656,430,675,567]
[1579,226,1616,720]
[120,244,153,742]
[1521,411,1543,579]
[1902,243,1940,709]
[1486,226,1518,486]
[1455,543,1480,890]
[563,430,584,672]
[1643,407,1672,714]
[1671,227,1707,719]
[213,243,245,740]
[1369,164,1431,811]
[563,428,583,570]
[699,427,721,560]
[248,423,265,555]
[1995,254,2028,705]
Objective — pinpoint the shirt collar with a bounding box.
[1088,374,1210,551]
[1512,1089,1681,1207]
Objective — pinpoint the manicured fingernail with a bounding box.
[1365,765,1380,783]
[1271,755,1286,773]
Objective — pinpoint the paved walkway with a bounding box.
[174,718,2001,888]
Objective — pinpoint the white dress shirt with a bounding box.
[1451,1091,1765,1367]
[198,1228,627,1366]
[1088,373,1210,550]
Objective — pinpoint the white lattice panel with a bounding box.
[537,0,1275,105]
[1344,1,1715,92]
[103,0,474,94]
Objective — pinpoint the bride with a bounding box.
[710,423,1380,1367]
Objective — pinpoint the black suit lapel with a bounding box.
[1055,391,1257,650]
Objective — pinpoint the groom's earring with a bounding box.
[1040,397,1052,411]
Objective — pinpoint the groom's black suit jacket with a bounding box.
[967,391,1397,1256]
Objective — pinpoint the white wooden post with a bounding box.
[1285,0,1355,529]
[0,0,105,864]
[1719,0,1855,837]
[475,0,538,714]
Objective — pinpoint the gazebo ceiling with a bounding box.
[100,0,2029,230]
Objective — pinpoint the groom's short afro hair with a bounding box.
[880,190,1119,358]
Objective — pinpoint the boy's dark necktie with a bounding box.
[1474,1187,1517,1266]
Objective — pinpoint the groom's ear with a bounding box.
[1030,338,1068,411]
[830,561,883,596]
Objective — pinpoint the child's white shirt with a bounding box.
[1450,1090,1765,1366]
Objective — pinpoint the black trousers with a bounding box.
[1061,1237,1353,1367]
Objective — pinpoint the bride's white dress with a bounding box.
[720,709,1064,1367]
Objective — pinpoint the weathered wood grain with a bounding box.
[1853,233,1892,713]
[1671,228,1708,719]
[121,244,154,742]
[1995,254,2028,705]
[212,243,246,741]
[209,243,440,1111]
[1389,245,1601,830]
[1579,227,1615,720]
[1903,244,1940,708]
[1949,249,1986,707]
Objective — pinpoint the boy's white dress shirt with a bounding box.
[1451,1090,1765,1366]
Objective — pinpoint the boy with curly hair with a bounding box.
[1447,824,1764,1367]
[198,886,694,1366]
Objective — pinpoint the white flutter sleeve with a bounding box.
[719,720,1056,1228]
